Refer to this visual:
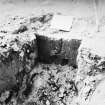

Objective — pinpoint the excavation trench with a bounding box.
[0,36,81,105]
[1,13,105,105]
[36,34,81,67]
[0,13,81,105]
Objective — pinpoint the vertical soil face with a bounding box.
[36,35,81,67]
[36,35,62,64]
[0,51,23,92]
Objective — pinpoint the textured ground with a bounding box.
[0,1,105,105]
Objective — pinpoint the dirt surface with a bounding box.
[0,1,105,105]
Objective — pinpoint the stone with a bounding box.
[50,15,73,31]
[12,25,28,34]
